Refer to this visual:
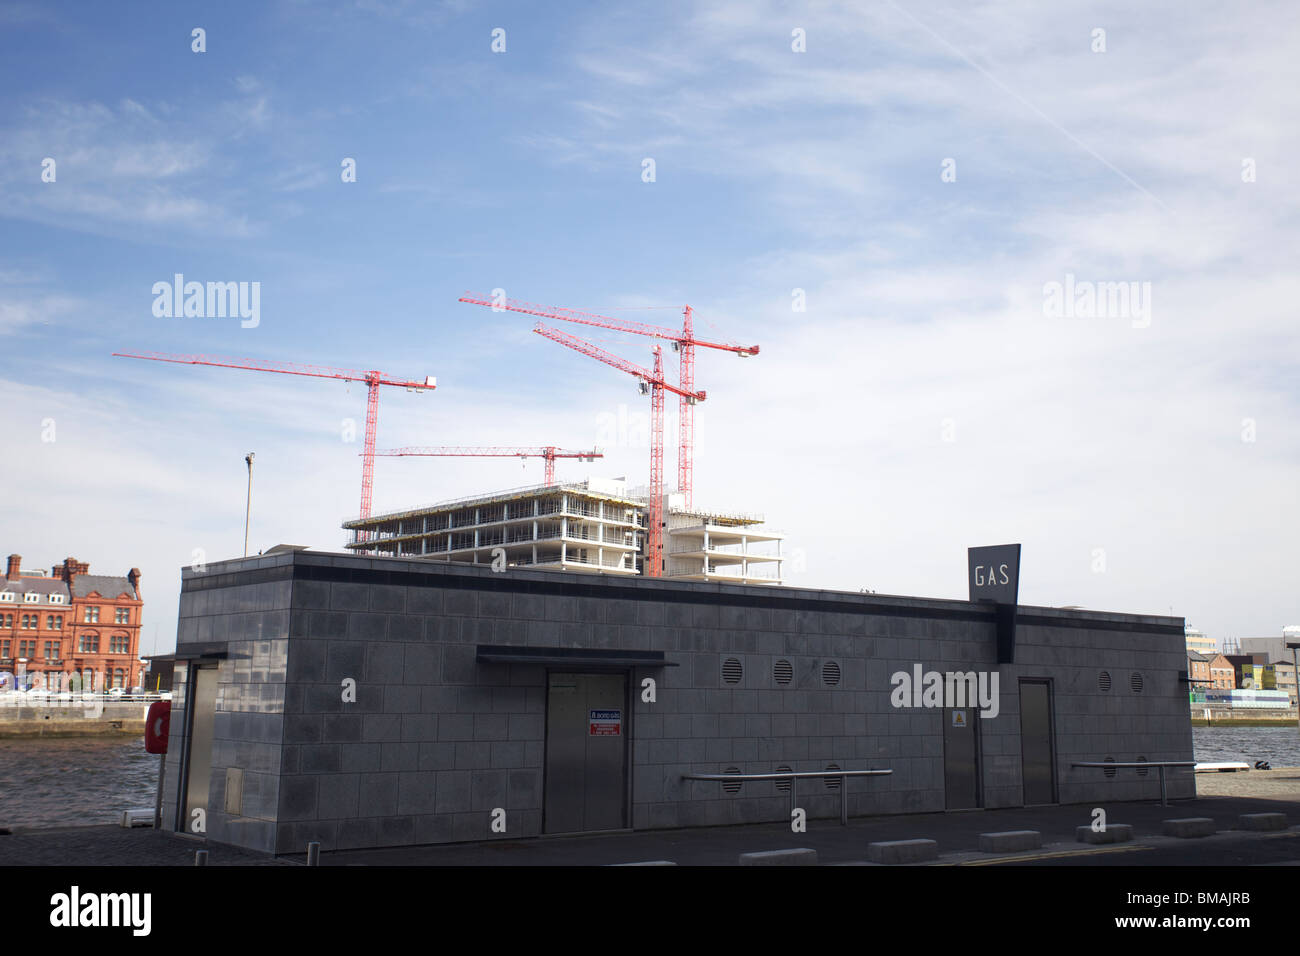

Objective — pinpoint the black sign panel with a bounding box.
[968,544,1021,605]
[968,544,1021,664]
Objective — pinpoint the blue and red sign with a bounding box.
[589,709,621,736]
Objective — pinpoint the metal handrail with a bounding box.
[682,768,892,826]
[1071,760,1197,807]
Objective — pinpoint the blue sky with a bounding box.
[2,0,1297,654]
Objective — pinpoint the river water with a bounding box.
[1,726,1298,830]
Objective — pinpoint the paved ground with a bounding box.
[3,768,1297,866]
[0,826,295,866]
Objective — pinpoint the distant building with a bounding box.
[1207,653,1235,690]
[1184,625,1216,657]
[1238,636,1297,667]
[1270,658,1297,707]
[342,478,784,585]
[0,554,143,692]
[1186,649,1211,694]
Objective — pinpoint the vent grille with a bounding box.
[775,765,793,792]
[1098,671,1111,692]
[822,661,841,686]
[1130,672,1143,693]
[722,658,743,685]
[722,767,742,794]
[774,659,793,685]
[1136,757,1148,777]
[1103,756,1116,778]
[824,763,842,790]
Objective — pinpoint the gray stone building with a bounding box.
[159,548,1194,855]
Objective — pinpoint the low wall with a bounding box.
[0,700,148,737]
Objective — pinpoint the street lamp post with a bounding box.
[1286,640,1300,733]
[243,452,255,558]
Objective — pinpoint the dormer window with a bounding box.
[0,592,12,603]
[23,592,39,603]
[49,594,65,604]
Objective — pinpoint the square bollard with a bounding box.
[867,839,938,864]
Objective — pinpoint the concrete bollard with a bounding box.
[738,848,818,866]
[1076,824,1133,844]
[867,839,938,864]
[978,830,1042,853]
[307,841,320,866]
[1162,817,1216,838]
[609,860,678,866]
[194,850,208,866]
[1238,813,1287,831]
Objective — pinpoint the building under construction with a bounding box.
[342,478,784,585]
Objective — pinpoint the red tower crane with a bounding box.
[530,322,705,577]
[458,293,758,509]
[112,351,436,535]
[372,446,603,486]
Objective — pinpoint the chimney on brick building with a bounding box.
[6,555,20,581]
[128,568,142,598]
[56,557,89,588]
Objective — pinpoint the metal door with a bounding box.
[943,706,981,809]
[544,672,627,833]
[1019,679,1057,805]
[182,665,218,833]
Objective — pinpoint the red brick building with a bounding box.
[0,554,143,692]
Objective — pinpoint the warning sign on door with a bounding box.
[589,709,622,736]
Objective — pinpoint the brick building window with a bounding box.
[2,639,8,656]
[2,613,11,627]
[44,641,58,660]
[112,669,125,688]
[79,633,100,653]
[84,606,100,623]
[53,616,62,629]
[115,608,130,624]
[110,635,130,654]
[18,640,35,657]
[21,614,34,629]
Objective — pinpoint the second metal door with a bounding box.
[943,706,982,809]
[544,672,627,834]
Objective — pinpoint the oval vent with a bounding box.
[722,767,742,794]
[1136,757,1148,777]
[822,661,841,686]
[1098,671,1112,692]
[774,660,793,685]
[775,765,793,792]
[1130,672,1143,693]
[824,762,842,790]
[722,658,743,685]
[1103,756,1116,778]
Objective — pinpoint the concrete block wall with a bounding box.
[166,551,1193,854]
[162,564,292,851]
